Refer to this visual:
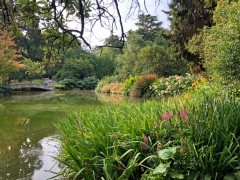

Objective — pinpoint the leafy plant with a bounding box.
[56,76,98,90]
[150,74,200,97]
[129,73,158,97]
[56,93,240,179]
[95,75,120,92]
[0,84,12,97]
[123,75,140,95]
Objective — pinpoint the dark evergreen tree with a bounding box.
[135,14,163,42]
[167,0,217,64]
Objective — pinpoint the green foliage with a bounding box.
[94,55,116,79]
[23,58,46,78]
[129,73,158,97]
[95,75,120,92]
[116,31,151,78]
[137,44,176,76]
[57,93,240,179]
[135,14,163,42]
[56,76,98,90]
[188,0,240,82]
[123,75,140,95]
[150,74,201,97]
[168,0,216,63]
[0,84,12,97]
[54,58,94,80]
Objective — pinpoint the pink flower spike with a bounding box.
[161,112,173,121]
[143,135,149,143]
[154,121,158,128]
[180,147,184,154]
[180,109,188,121]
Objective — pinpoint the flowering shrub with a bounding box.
[150,74,207,97]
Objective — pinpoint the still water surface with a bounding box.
[0,91,129,180]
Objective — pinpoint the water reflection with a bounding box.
[0,91,100,179]
[0,91,139,179]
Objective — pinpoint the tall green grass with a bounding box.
[56,94,240,179]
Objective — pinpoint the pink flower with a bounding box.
[153,121,158,128]
[179,109,188,121]
[143,135,149,143]
[160,112,173,121]
[180,147,184,154]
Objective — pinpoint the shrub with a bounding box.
[55,77,98,90]
[101,83,123,94]
[129,73,158,97]
[188,0,240,82]
[0,84,12,97]
[122,75,140,95]
[95,75,120,92]
[150,74,201,97]
[54,58,94,80]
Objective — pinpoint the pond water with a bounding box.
[0,91,131,180]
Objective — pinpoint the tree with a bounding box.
[188,0,240,81]
[116,31,150,78]
[54,58,94,80]
[135,14,163,42]
[0,29,22,83]
[137,44,175,76]
[167,0,216,64]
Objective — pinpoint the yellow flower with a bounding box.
[200,77,206,83]
[192,81,198,87]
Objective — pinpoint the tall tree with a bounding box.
[135,14,163,42]
[0,29,22,83]
[167,0,216,64]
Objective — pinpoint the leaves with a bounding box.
[0,29,23,83]
[153,162,171,174]
[158,147,177,160]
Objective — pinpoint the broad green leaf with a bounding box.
[158,147,177,160]
[170,170,184,179]
[153,162,170,174]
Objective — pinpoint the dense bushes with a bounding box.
[129,73,158,97]
[0,84,12,97]
[96,74,210,98]
[57,93,240,179]
[150,74,202,97]
[54,59,95,80]
[55,76,98,90]
[95,75,120,93]
[187,0,240,82]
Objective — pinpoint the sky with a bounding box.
[82,0,171,48]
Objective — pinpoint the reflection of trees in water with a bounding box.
[0,111,57,179]
[0,127,43,179]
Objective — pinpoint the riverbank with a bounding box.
[57,89,240,179]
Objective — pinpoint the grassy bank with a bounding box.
[56,92,240,179]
